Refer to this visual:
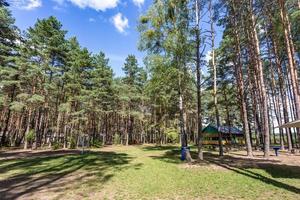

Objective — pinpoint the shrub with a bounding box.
[91,139,102,148]
[69,137,77,149]
[113,134,121,145]
[52,141,60,150]
[165,128,179,143]
[26,129,35,144]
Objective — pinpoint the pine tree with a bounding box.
[18,16,67,149]
[139,0,194,161]
[0,4,20,146]
[89,52,115,143]
[64,37,92,147]
[122,55,145,145]
[0,0,9,7]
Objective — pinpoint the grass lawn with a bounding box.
[0,145,300,200]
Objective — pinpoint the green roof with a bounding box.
[202,125,219,134]
[202,124,243,135]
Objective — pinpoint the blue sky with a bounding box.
[9,0,150,77]
[8,0,222,77]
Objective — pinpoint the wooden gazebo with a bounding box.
[202,124,244,146]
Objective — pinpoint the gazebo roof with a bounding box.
[277,119,300,128]
[202,124,243,135]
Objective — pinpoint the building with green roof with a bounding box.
[202,124,245,146]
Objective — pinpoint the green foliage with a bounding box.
[9,101,25,112]
[26,129,35,143]
[89,52,115,113]
[27,94,45,104]
[91,139,102,148]
[2,0,299,151]
[58,103,71,113]
[138,0,195,146]
[69,137,77,149]
[16,93,29,101]
[0,0,9,7]
[117,54,147,130]
[0,5,20,111]
[113,134,121,145]
[51,141,61,150]
[139,15,149,24]
[0,95,4,107]
[165,128,178,143]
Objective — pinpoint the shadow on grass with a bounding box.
[0,150,140,200]
[204,153,300,194]
[0,149,81,161]
[141,145,179,152]
[141,145,182,164]
[146,146,300,195]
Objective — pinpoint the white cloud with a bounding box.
[53,5,64,11]
[132,0,144,8]
[205,50,212,63]
[111,13,129,34]
[89,18,96,22]
[61,0,119,11]
[13,0,42,10]
[52,0,64,5]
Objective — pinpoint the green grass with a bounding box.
[0,146,300,199]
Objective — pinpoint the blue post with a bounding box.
[273,147,280,156]
[181,146,190,161]
[181,147,186,161]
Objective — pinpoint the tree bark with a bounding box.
[230,1,253,157]
[248,0,270,157]
[195,0,203,160]
[210,0,223,156]
[278,0,300,146]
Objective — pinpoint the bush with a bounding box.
[69,137,77,149]
[91,139,102,148]
[52,141,60,150]
[165,128,179,143]
[26,129,35,144]
[113,134,121,145]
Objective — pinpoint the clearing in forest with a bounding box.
[0,146,300,200]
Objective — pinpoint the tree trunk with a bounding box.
[179,91,192,162]
[248,0,269,157]
[224,89,233,147]
[24,108,32,150]
[278,0,300,145]
[230,1,253,157]
[272,35,293,151]
[210,0,223,156]
[195,0,203,160]
[1,86,16,146]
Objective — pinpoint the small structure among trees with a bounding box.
[202,124,244,146]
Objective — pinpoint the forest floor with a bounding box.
[0,145,300,200]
